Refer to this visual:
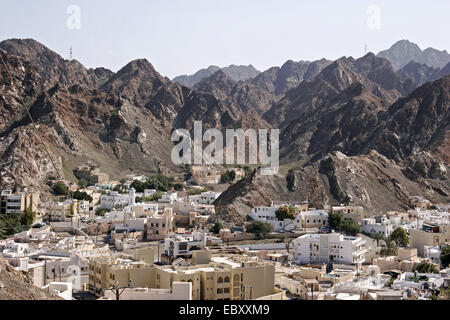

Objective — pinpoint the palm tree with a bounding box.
[381,235,398,256]
[372,232,383,246]
[0,220,9,239]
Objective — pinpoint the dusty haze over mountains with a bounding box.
[0,38,448,224]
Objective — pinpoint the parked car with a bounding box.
[319,226,331,234]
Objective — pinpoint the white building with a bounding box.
[100,191,130,210]
[361,216,394,237]
[292,233,367,265]
[249,206,328,232]
[0,190,22,214]
[198,192,221,205]
[163,232,207,261]
[159,192,178,204]
[42,282,73,300]
[424,244,446,265]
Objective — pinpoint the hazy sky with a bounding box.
[1,0,449,79]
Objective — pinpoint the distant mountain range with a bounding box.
[173,64,260,87]
[0,38,448,223]
[377,39,450,70]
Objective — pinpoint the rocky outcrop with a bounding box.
[0,257,62,300]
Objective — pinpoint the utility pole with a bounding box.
[104,280,134,300]
[44,259,47,286]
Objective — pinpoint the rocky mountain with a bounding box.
[264,53,405,131]
[0,39,114,89]
[213,74,449,223]
[173,64,260,87]
[249,58,332,97]
[1,38,448,224]
[173,66,220,88]
[377,40,450,70]
[194,70,274,115]
[398,61,450,92]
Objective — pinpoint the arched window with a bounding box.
[218,277,223,283]
[224,276,230,283]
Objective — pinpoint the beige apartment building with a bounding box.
[153,254,275,300]
[88,250,275,300]
[88,248,155,296]
[410,224,450,256]
[332,206,365,223]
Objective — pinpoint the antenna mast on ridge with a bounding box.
[70,46,73,60]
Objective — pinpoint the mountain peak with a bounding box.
[378,40,450,70]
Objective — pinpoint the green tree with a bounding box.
[0,223,8,239]
[416,262,439,274]
[149,191,163,202]
[275,206,297,221]
[340,220,361,236]
[381,235,398,256]
[172,183,184,191]
[52,182,69,196]
[130,180,146,193]
[328,212,343,231]
[19,208,36,227]
[390,227,409,247]
[210,222,224,234]
[96,208,107,217]
[131,176,170,193]
[72,191,93,202]
[187,188,208,196]
[246,221,273,239]
[371,232,383,246]
[221,170,236,184]
[441,246,450,268]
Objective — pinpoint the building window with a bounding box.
[218,277,223,283]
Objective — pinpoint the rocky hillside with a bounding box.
[0,257,62,300]
[0,39,113,90]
